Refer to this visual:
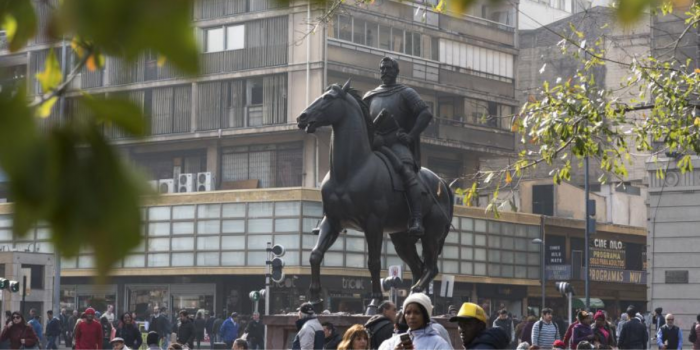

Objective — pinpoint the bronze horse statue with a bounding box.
[297,80,454,310]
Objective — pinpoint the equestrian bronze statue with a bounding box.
[297,58,454,313]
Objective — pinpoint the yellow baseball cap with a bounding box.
[449,302,487,324]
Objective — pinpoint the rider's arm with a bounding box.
[408,108,432,141]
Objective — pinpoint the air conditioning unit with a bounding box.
[197,172,213,192]
[147,180,159,192]
[178,173,194,193]
[158,179,175,194]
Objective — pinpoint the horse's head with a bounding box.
[297,79,352,133]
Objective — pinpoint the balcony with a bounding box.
[424,117,515,152]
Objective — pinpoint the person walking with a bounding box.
[219,312,240,349]
[364,301,396,350]
[101,315,116,349]
[322,322,341,350]
[245,312,264,350]
[617,314,629,339]
[520,316,537,345]
[212,312,224,344]
[653,308,666,333]
[117,312,142,350]
[75,308,103,350]
[27,312,43,349]
[378,293,451,350]
[59,309,69,347]
[150,306,171,350]
[657,314,682,350]
[104,305,116,325]
[291,303,325,350]
[592,311,616,349]
[336,325,369,350]
[67,310,78,348]
[618,306,648,350]
[571,311,594,350]
[0,312,40,350]
[176,310,195,349]
[532,308,560,350]
[690,314,700,350]
[205,312,215,349]
[446,302,509,350]
[45,310,61,350]
[493,309,515,348]
[194,311,206,349]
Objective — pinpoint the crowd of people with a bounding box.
[0,305,266,350]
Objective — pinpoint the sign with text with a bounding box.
[546,265,572,280]
[590,238,627,269]
[546,235,566,265]
[588,267,646,284]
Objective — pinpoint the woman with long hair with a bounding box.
[116,312,142,350]
[337,325,369,350]
[0,312,40,349]
[194,311,206,349]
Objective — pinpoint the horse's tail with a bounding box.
[436,178,455,256]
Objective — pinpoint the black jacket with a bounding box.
[365,315,394,350]
[46,317,61,337]
[324,332,342,350]
[465,327,510,350]
[245,320,264,344]
[593,323,617,349]
[177,319,196,348]
[150,314,171,337]
[117,324,143,350]
[194,318,206,339]
[618,318,648,350]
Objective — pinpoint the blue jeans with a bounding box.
[46,335,58,350]
[161,334,170,350]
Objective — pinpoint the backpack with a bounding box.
[690,322,697,343]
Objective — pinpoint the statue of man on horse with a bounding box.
[364,57,435,236]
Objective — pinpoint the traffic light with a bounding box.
[380,275,402,293]
[0,278,20,293]
[555,282,575,296]
[267,244,285,283]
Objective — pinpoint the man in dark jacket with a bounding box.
[212,312,225,344]
[450,302,509,350]
[519,316,537,344]
[618,306,648,350]
[205,312,215,349]
[364,301,397,350]
[493,309,515,348]
[177,310,196,349]
[653,308,666,333]
[322,322,341,350]
[59,309,69,346]
[292,303,324,350]
[245,312,264,350]
[46,310,61,350]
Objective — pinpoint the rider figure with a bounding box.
[363,57,433,236]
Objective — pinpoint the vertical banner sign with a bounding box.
[546,235,566,265]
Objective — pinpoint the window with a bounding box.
[338,15,352,41]
[247,78,263,105]
[206,27,224,52]
[205,25,245,53]
[391,28,403,52]
[532,185,554,216]
[227,25,245,50]
[353,19,366,45]
[21,265,44,290]
[221,143,303,188]
[379,25,391,50]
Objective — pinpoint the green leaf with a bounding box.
[0,0,37,52]
[35,49,63,94]
[80,95,147,136]
[616,0,654,24]
[58,0,199,75]
[35,96,58,118]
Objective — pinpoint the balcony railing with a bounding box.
[424,117,515,151]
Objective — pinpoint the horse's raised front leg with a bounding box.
[309,216,341,305]
[364,215,385,315]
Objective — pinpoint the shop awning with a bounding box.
[572,298,605,309]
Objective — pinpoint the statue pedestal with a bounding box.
[264,315,460,350]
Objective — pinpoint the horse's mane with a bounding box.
[326,84,375,147]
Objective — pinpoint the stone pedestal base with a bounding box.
[264,315,460,349]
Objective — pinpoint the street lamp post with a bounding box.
[532,237,545,311]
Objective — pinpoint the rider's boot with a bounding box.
[400,165,424,237]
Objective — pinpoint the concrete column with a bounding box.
[191,82,198,132]
[206,143,219,187]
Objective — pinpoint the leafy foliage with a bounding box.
[0,0,197,276]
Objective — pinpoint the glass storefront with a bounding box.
[127,286,169,321]
[61,285,117,316]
